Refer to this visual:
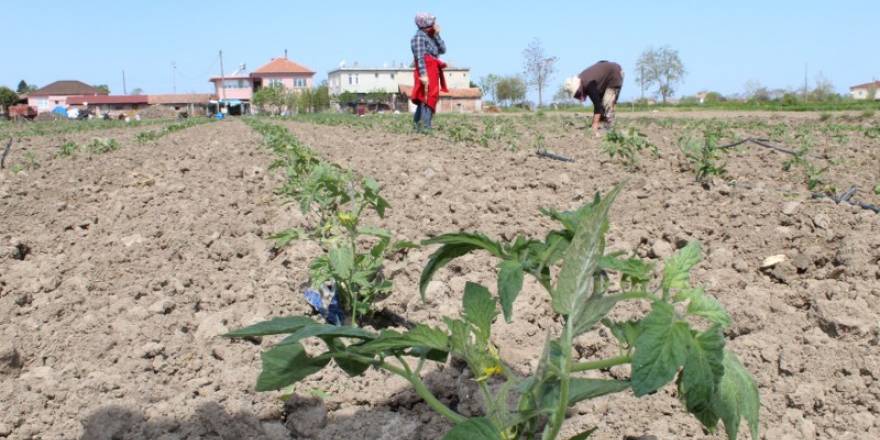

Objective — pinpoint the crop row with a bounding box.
[229,119,761,439]
[135,117,215,144]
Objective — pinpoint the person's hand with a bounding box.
[419,75,428,88]
[433,23,441,34]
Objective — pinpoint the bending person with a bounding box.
[565,61,623,137]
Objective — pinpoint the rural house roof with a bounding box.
[850,81,880,90]
[398,85,482,99]
[253,57,315,75]
[148,94,213,105]
[30,80,105,97]
[67,95,149,105]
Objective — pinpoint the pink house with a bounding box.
[28,80,106,113]
[209,57,316,103]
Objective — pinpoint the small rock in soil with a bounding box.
[0,423,12,437]
[148,298,175,315]
[782,201,801,215]
[812,213,831,230]
[761,254,787,269]
[649,240,673,259]
[0,344,22,376]
[284,395,327,438]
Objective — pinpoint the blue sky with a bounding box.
[4,1,878,101]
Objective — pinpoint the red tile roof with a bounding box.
[30,80,105,97]
[850,81,880,90]
[253,57,314,75]
[147,94,213,105]
[399,85,482,99]
[67,95,149,105]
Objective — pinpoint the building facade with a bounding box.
[850,81,880,100]
[28,80,105,113]
[209,57,316,104]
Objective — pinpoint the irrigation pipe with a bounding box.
[536,148,575,163]
[0,139,13,169]
[719,137,797,155]
[812,186,880,214]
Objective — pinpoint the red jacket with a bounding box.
[410,54,448,111]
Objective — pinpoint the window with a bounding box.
[374,73,379,78]
[268,79,283,87]
[348,75,353,85]
[36,98,48,109]
[224,79,249,89]
[294,78,306,88]
[390,73,395,80]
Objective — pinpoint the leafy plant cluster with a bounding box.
[244,118,414,324]
[227,185,760,440]
[782,144,829,192]
[678,128,728,184]
[601,127,658,168]
[135,117,213,144]
[0,118,171,140]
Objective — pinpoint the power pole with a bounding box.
[172,62,177,94]
[803,63,808,102]
[219,50,226,101]
[122,70,127,95]
[640,64,645,100]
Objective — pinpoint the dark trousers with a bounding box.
[413,103,433,130]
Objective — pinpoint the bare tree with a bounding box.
[522,38,557,107]
[478,74,502,103]
[635,46,686,103]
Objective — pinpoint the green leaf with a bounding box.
[269,228,303,248]
[255,342,331,391]
[225,316,316,337]
[568,428,598,440]
[566,378,631,405]
[661,241,702,293]
[602,319,642,349]
[357,226,392,239]
[675,288,732,328]
[324,338,371,377]
[275,323,375,348]
[599,255,653,284]
[573,295,621,336]
[497,259,525,322]
[442,417,502,440]
[553,185,622,316]
[358,324,449,354]
[329,244,354,279]
[419,233,505,300]
[463,282,497,343]
[714,351,760,440]
[631,302,691,396]
[680,326,726,416]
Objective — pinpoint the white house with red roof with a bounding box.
[209,56,316,103]
[850,81,880,100]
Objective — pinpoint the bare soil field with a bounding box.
[1,113,878,440]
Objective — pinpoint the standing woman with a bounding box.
[410,12,447,131]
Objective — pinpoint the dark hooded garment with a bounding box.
[574,61,623,114]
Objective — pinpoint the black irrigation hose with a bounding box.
[718,137,797,156]
[0,138,12,169]
[812,186,880,214]
[536,149,575,163]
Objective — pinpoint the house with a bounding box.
[147,94,213,115]
[327,63,481,113]
[67,95,148,116]
[850,81,880,100]
[208,56,316,112]
[398,85,483,113]
[28,80,106,113]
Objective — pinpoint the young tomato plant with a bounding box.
[601,127,658,168]
[245,118,414,326]
[679,129,727,184]
[227,185,760,439]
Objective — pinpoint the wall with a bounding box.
[29,95,71,113]
[255,74,314,92]
[851,88,880,100]
[329,68,471,95]
[212,79,253,100]
[406,96,482,113]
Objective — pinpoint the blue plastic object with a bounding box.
[304,285,344,326]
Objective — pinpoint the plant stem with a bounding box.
[542,317,573,440]
[571,355,631,372]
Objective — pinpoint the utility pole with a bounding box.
[172,61,177,94]
[803,63,808,102]
[122,70,127,95]
[219,50,226,101]
[640,64,645,100]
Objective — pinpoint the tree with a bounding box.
[93,84,110,94]
[635,46,686,103]
[522,38,557,107]
[16,80,29,94]
[495,76,527,107]
[0,87,19,116]
[478,74,502,104]
[130,88,144,96]
[252,84,287,115]
[810,73,837,102]
[552,84,576,106]
[744,80,770,102]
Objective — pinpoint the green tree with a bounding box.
[16,80,29,94]
[552,84,576,105]
[810,73,838,102]
[313,84,331,112]
[253,84,287,115]
[744,80,770,102]
[495,76,527,107]
[635,46,686,103]
[478,74,501,104]
[522,38,558,107]
[130,88,144,96]
[94,84,110,94]
[0,87,19,116]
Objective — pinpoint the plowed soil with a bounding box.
[1,113,878,440]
